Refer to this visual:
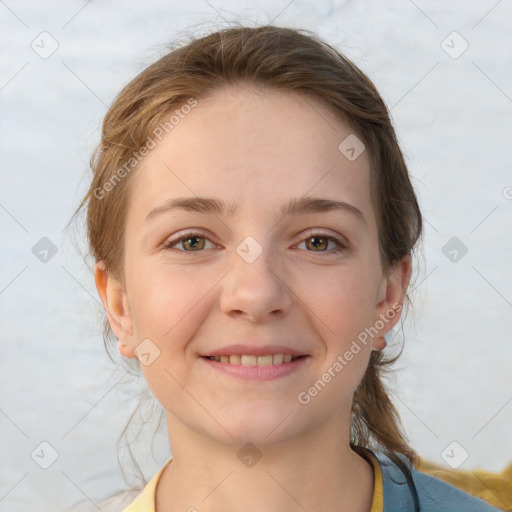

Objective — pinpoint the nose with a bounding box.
[219,245,293,323]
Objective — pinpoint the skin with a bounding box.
[95,84,411,512]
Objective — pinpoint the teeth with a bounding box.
[258,355,273,366]
[208,353,300,365]
[241,355,257,366]
[272,353,284,364]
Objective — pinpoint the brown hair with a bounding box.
[77,24,423,484]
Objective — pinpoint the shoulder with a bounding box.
[372,451,503,512]
[412,469,503,512]
[118,457,172,512]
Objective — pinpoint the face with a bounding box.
[95,84,410,448]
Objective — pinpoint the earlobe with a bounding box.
[372,255,412,351]
[94,261,136,358]
[372,335,387,351]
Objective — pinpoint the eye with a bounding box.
[162,230,348,255]
[163,232,216,253]
[296,231,348,253]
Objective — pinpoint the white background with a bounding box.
[1,1,511,510]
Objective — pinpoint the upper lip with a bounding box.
[201,344,308,357]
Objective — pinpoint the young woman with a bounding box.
[78,25,504,512]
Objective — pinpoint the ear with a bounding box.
[94,261,136,358]
[372,255,412,351]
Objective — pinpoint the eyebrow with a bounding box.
[146,196,366,225]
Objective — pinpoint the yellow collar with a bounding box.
[122,451,384,512]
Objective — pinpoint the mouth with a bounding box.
[200,353,310,381]
[201,354,306,366]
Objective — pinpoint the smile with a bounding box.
[201,354,310,381]
[203,354,302,365]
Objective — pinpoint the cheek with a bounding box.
[298,262,380,344]
[129,264,217,407]
[126,260,219,351]
[293,268,379,414]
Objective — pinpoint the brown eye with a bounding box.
[181,236,205,251]
[305,236,329,251]
[163,232,215,253]
[296,232,347,254]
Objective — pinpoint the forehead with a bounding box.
[128,84,373,222]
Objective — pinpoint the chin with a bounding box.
[216,404,305,447]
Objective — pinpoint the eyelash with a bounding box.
[162,230,348,255]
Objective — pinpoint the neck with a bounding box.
[155,415,374,512]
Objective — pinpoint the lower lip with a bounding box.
[201,356,310,381]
